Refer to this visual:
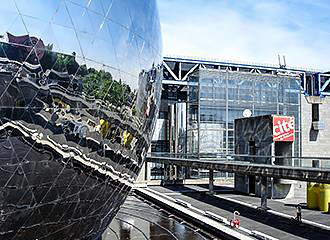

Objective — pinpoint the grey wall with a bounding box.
[301,97,330,167]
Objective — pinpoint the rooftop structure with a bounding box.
[163,56,330,97]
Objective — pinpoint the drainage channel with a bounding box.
[134,187,277,240]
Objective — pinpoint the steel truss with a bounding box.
[163,56,330,97]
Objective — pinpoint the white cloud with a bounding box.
[158,0,330,71]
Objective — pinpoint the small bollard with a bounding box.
[230,211,240,228]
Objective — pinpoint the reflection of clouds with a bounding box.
[0,1,163,178]
[0,1,162,84]
[0,1,162,239]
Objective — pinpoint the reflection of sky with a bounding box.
[158,0,330,70]
[0,0,162,88]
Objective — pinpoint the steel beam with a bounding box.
[146,156,330,184]
[164,61,179,80]
[162,57,330,96]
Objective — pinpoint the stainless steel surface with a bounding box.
[0,1,162,239]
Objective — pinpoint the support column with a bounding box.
[164,165,177,181]
[260,176,268,210]
[209,169,215,195]
[164,164,170,180]
[136,162,147,184]
[145,162,151,181]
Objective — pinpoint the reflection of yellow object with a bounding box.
[319,184,330,212]
[54,98,68,108]
[307,182,319,209]
[123,130,133,145]
[100,119,109,137]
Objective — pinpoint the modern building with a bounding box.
[0,1,162,240]
[186,69,301,155]
[148,57,330,181]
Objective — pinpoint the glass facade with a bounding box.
[187,69,301,156]
[0,1,162,239]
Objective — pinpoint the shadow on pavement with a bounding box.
[159,185,330,240]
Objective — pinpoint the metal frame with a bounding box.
[163,56,329,97]
[146,155,330,183]
[320,73,330,96]
[164,56,305,80]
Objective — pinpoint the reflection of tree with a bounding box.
[40,44,81,75]
[39,43,132,107]
[1,34,134,107]
[82,68,132,107]
[39,44,56,70]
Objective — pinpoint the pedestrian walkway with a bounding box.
[148,184,330,240]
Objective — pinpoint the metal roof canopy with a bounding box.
[163,56,330,98]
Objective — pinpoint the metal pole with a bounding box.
[299,82,302,162]
[198,72,201,158]
[260,176,268,210]
[179,62,182,80]
[252,77,255,115]
[277,81,279,115]
[209,169,214,195]
[226,71,229,155]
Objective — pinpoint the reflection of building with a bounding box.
[149,57,330,180]
[0,1,162,240]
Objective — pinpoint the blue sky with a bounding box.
[157,0,330,70]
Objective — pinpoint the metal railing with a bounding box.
[147,152,330,170]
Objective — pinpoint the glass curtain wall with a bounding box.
[187,69,301,157]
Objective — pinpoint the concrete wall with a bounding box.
[301,97,330,167]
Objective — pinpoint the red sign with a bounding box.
[273,116,295,142]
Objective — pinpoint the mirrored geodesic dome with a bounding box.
[0,1,162,239]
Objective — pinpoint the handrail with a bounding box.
[147,152,330,161]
